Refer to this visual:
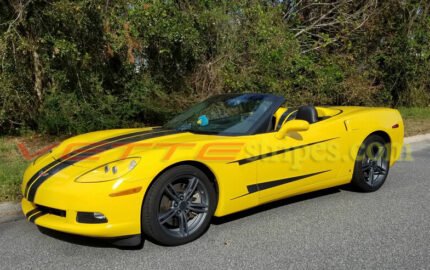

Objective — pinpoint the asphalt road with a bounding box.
[1,141,429,270]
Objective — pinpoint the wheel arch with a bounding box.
[353,130,392,161]
[369,130,391,144]
[366,130,394,164]
[141,160,219,212]
[159,160,219,195]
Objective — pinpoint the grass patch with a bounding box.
[0,137,29,202]
[0,134,62,202]
[398,107,430,137]
[398,107,430,119]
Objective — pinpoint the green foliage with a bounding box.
[358,0,430,107]
[399,107,430,119]
[0,137,28,201]
[0,0,429,135]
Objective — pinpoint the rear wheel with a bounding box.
[141,165,216,246]
[351,135,390,192]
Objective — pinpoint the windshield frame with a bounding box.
[163,93,285,136]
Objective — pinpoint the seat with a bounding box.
[296,105,318,124]
[275,108,297,130]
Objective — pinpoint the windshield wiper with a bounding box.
[178,129,218,135]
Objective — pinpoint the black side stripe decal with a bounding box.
[231,170,330,200]
[229,137,339,165]
[248,170,330,192]
[29,212,46,223]
[26,129,180,202]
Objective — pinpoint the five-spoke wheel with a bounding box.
[158,177,209,238]
[141,165,216,246]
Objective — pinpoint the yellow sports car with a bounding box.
[21,93,404,246]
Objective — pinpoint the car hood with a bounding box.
[37,127,219,169]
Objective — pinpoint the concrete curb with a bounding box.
[1,133,429,224]
[404,133,430,144]
[0,201,23,224]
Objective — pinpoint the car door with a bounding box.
[253,119,349,204]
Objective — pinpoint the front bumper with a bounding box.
[21,179,145,238]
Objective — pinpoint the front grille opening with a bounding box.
[36,205,66,217]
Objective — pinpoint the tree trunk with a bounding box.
[32,49,43,102]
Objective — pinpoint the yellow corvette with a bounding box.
[21,93,404,246]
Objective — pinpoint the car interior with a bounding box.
[270,105,342,132]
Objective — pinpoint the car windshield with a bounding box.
[163,93,284,135]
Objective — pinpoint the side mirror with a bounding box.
[275,119,310,140]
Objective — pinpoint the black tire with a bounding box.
[141,165,217,246]
[351,134,390,192]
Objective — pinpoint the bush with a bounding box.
[0,0,429,135]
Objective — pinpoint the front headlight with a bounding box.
[75,158,140,183]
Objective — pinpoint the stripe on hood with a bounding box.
[26,129,180,202]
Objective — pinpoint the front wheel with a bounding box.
[141,165,217,246]
[351,134,390,192]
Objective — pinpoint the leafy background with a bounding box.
[1,0,429,135]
